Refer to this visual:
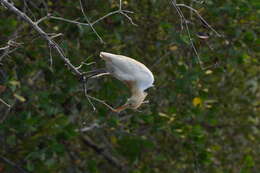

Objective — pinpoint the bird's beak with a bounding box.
[113,104,129,113]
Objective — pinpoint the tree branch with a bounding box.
[36,1,137,27]
[79,0,105,43]
[176,3,222,37]
[170,0,221,69]
[0,98,11,108]
[0,0,82,76]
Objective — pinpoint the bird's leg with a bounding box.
[113,104,129,113]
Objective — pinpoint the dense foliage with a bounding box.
[0,0,259,172]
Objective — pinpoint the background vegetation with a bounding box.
[0,0,259,172]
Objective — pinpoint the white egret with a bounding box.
[99,52,154,112]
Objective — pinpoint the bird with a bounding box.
[99,52,154,112]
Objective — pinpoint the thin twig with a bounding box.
[171,1,222,69]
[36,1,136,28]
[79,0,104,43]
[48,43,53,71]
[119,0,122,10]
[171,0,202,67]
[82,69,117,112]
[171,1,203,69]
[0,0,136,112]
[0,45,10,50]
[50,16,90,26]
[86,94,117,112]
[0,0,82,76]
[120,12,138,26]
[36,13,51,25]
[171,0,185,30]
[91,3,136,26]
[35,0,136,42]
[176,3,222,37]
[91,10,120,25]
[0,47,19,62]
[0,98,11,108]
[83,75,96,111]
[0,40,23,62]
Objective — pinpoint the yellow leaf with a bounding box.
[54,26,59,31]
[168,117,175,123]
[14,94,26,102]
[159,112,169,118]
[205,70,213,75]
[203,88,209,92]
[169,45,178,51]
[192,97,202,107]
[175,129,183,133]
[110,136,117,145]
[9,80,20,86]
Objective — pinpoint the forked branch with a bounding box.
[0,0,82,76]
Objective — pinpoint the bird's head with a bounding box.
[100,52,117,60]
[114,91,148,112]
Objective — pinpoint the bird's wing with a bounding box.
[101,53,154,90]
[109,56,154,90]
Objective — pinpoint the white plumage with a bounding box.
[100,52,154,112]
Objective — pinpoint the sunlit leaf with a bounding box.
[193,97,202,107]
[14,93,26,102]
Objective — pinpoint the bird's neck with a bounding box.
[130,87,146,100]
[131,87,143,96]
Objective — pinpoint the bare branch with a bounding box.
[0,45,10,50]
[170,0,221,69]
[0,98,11,108]
[35,0,137,43]
[90,1,136,26]
[0,0,82,76]
[35,13,51,25]
[91,10,120,25]
[171,0,203,67]
[0,47,19,62]
[79,0,105,43]
[119,0,122,11]
[86,92,118,112]
[82,75,96,111]
[1,0,123,111]
[176,3,222,37]
[0,40,23,62]
[36,1,136,28]
[49,16,90,26]
[48,43,53,71]
[120,11,138,26]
